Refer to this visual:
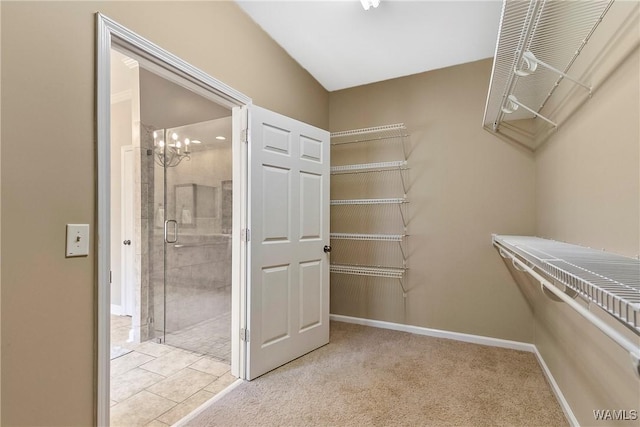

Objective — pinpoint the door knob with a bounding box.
[324,245,332,253]
[123,240,131,246]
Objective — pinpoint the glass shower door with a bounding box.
[154,119,233,362]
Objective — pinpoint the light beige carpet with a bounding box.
[187,321,567,426]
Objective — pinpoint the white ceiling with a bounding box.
[236,0,503,91]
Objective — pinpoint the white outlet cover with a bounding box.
[66,224,90,257]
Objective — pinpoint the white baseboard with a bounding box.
[533,347,579,427]
[330,314,535,352]
[173,379,244,426]
[110,304,123,316]
[330,314,577,426]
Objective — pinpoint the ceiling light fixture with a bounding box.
[150,128,191,167]
[215,136,226,140]
[360,0,380,11]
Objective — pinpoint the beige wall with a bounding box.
[329,59,536,342]
[533,3,640,424]
[0,1,328,425]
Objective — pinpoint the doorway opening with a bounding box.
[110,47,234,355]
[97,13,251,426]
[108,48,236,425]
[98,13,331,426]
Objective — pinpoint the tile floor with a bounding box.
[164,312,231,363]
[110,315,236,427]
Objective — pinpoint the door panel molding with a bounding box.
[246,106,330,380]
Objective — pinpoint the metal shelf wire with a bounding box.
[330,123,408,146]
[483,0,613,146]
[493,235,640,335]
[330,264,406,279]
[330,233,405,242]
[330,198,407,206]
[331,161,409,195]
[331,161,408,174]
[330,123,410,297]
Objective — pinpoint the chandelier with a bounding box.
[152,128,193,168]
[360,0,380,10]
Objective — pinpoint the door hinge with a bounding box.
[241,128,248,143]
[240,328,250,342]
[241,228,251,242]
[109,270,112,284]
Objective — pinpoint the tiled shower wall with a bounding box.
[132,134,155,342]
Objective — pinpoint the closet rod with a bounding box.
[496,245,640,378]
[516,51,591,93]
[537,0,614,112]
[493,0,544,130]
[503,95,557,127]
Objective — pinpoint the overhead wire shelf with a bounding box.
[483,0,613,145]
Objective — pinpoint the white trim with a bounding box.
[97,12,251,427]
[104,14,250,108]
[96,14,112,427]
[110,304,123,316]
[231,106,248,378]
[173,379,244,427]
[533,347,580,427]
[330,314,577,426]
[330,314,535,352]
[110,89,132,105]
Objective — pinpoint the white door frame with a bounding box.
[96,13,251,426]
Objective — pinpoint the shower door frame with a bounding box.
[96,13,251,427]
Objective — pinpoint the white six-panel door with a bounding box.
[247,105,330,380]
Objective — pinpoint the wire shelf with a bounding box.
[331,161,408,174]
[483,0,613,140]
[330,198,407,206]
[330,123,408,145]
[493,235,640,335]
[330,233,405,242]
[330,264,406,279]
[330,123,410,297]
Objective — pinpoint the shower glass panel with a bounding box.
[152,117,232,362]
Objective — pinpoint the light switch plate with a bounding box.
[66,224,90,257]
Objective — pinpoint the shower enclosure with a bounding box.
[146,117,232,362]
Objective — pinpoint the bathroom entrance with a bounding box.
[110,46,234,360]
[99,13,330,425]
[152,115,233,362]
[108,47,238,425]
